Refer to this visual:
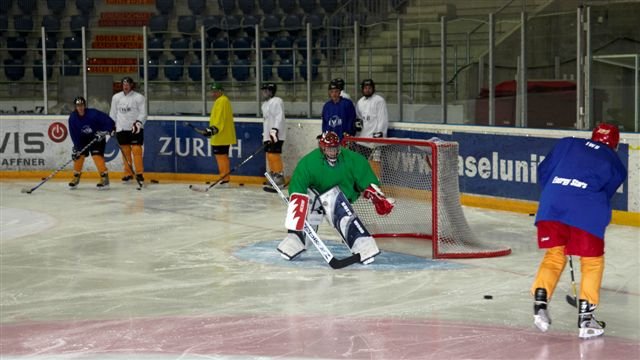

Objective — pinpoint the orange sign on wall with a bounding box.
[87,58,138,74]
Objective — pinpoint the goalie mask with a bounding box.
[319,131,341,166]
[591,123,620,150]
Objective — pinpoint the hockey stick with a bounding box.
[185,122,209,136]
[565,255,606,328]
[189,143,267,192]
[566,255,578,307]
[116,143,144,190]
[265,172,361,269]
[21,135,103,194]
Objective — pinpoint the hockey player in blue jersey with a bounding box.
[530,123,627,339]
[321,80,356,139]
[67,96,116,190]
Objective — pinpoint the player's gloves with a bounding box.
[71,148,81,161]
[355,118,363,132]
[364,184,395,216]
[132,120,143,134]
[269,128,279,143]
[373,132,383,138]
[198,126,218,137]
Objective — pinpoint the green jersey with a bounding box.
[288,147,379,203]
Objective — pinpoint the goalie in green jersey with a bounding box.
[278,131,395,264]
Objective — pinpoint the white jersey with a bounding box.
[340,90,351,100]
[262,96,286,142]
[110,90,147,132]
[356,93,388,138]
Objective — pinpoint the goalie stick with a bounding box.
[21,135,103,194]
[265,172,361,269]
[189,143,267,192]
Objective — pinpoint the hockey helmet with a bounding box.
[591,123,620,150]
[210,82,224,91]
[361,78,376,96]
[73,96,86,106]
[328,80,340,91]
[333,78,345,90]
[261,82,277,96]
[318,131,341,166]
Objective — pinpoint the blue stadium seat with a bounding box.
[231,58,251,81]
[37,37,57,61]
[147,36,165,60]
[42,15,61,39]
[188,58,202,81]
[75,0,94,15]
[232,36,252,60]
[139,58,159,81]
[277,58,294,81]
[47,0,66,14]
[212,37,230,61]
[283,13,302,37]
[4,59,26,81]
[222,14,241,38]
[164,58,184,81]
[188,0,206,14]
[14,15,33,37]
[33,59,53,81]
[295,36,309,58]
[177,15,197,36]
[209,58,229,81]
[0,0,11,14]
[7,36,27,59]
[273,35,293,60]
[259,0,277,15]
[299,0,316,14]
[148,15,169,38]
[259,36,273,59]
[238,0,255,15]
[306,13,324,35]
[262,14,281,37]
[219,0,235,15]
[170,37,190,60]
[203,15,222,38]
[70,14,89,36]
[242,14,260,36]
[17,0,36,14]
[262,57,273,81]
[0,15,8,35]
[279,0,296,14]
[192,38,204,59]
[155,0,173,14]
[63,36,83,60]
[61,58,81,76]
[299,57,320,80]
[319,0,338,13]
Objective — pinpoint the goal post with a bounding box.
[342,136,511,259]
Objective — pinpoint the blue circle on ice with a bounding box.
[234,240,466,270]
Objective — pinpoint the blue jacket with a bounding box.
[68,108,115,149]
[321,97,356,139]
[535,137,627,239]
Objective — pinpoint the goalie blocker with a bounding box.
[279,187,381,264]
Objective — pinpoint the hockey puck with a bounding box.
[239,183,244,186]
[529,213,535,216]
[150,179,159,184]
[483,295,493,300]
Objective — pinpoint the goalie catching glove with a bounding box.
[363,184,395,216]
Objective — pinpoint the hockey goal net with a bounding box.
[343,136,511,259]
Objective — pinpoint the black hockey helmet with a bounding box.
[73,96,86,106]
[333,78,345,90]
[261,82,277,96]
[328,80,340,91]
[361,78,376,93]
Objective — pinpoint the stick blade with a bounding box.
[20,188,33,194]
[566,294,577,308]
[328,253,361,269]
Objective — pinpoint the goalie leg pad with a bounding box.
[350,236,380,264]
[277,231,306,260]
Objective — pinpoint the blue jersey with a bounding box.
[535,137,627,239]
[321,97,356,139]
[68,108,115,149]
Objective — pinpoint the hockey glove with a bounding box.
[285,193,309,231]
[132,120,143,134]
[71,148,81,161]
[198,126,218,137]
[354,118,363,132]
[95,131,110,140]
[269,128,279,143]
[363,184,395,216]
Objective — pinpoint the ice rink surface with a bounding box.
[1,179,638,360]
